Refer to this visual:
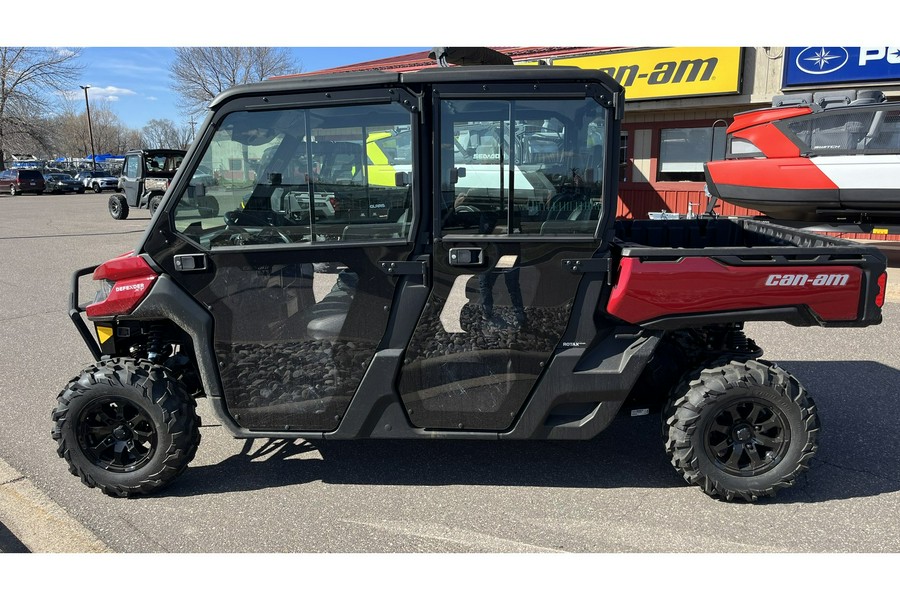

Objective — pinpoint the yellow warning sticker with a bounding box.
[96,326,113,345]
[873,228,888,235]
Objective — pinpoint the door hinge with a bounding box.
[379,258,430,281]
[561,257,610,274]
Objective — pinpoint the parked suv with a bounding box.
[75,170,120,194]
[0,169,45,195]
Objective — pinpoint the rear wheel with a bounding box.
[9,185,17,196]
[663,359,819,502]
[51,358,201,497]
[149,194,162,215]
[108,195,129,220]
[93,182,101,193]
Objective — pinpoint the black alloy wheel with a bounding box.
[93,183,101,193]
[702,397,789,477]
[77,397,158,472]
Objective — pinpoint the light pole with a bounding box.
[80,85,97,171]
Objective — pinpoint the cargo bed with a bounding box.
[608,218,887,329]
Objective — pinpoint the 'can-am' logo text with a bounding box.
[599,57,718,87]
[765,273,850,287]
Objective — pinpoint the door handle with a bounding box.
[174,254,208,272]
[448,247,484,266]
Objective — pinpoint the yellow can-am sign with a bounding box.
[555,47,743,100]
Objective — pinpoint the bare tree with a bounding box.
[170,47,300,119]
[141,118,194,149]
[0,47,83,169]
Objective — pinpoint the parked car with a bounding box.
[74,170,119,193]
[44,173,86,194]
[0,169,45,195]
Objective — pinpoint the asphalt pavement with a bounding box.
[1,193,899,567]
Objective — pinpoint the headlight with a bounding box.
[94,279,113,304]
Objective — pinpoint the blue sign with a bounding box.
[784,47,900,86]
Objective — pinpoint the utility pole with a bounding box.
[80,85,97,171]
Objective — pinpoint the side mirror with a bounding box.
[394,172,410,187]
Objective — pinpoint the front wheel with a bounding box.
[197,196,219,218]
[108,194,129,220]
[663,359,819,502]
[93,183,101,193]
[9,185,17,196]
[51,358,201,497]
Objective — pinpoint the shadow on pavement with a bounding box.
[159,360,900,504]
[0,520,29,553]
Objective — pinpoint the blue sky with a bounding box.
[75,47,427,130]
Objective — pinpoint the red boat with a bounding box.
[705,89,900,222]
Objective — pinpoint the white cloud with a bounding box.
[64,85,138,102]
[146,96,158,101]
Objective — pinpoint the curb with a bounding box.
[0,458,109,553]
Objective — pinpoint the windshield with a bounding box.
[172,102,415,249]
[439,97,608,237]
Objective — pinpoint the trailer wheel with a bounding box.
[663,359,819,502]
[108,195,129,220]
[51,358,201,498]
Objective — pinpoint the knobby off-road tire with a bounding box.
[108,195,129,220]
[51,358,201,498]
[149,194,162,215]
[663,359,819,502]
[197,196,219,218]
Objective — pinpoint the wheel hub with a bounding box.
[733,424,753,442]
[112,425,131,441]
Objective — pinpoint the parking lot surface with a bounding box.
[0,193,899,558]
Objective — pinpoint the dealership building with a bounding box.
[289,46,900,229]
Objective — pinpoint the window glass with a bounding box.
[124,156,139,178]
[172,103,414,249]
[786,106,900,154]
[618,132,629,182]
[657,126,726,182]
[439,97,607,237]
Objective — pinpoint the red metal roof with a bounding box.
[272,47,631,78]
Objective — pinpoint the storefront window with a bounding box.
[657,126,725,182]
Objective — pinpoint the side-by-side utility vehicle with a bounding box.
[54,64,888,502]
[108,148,220,220]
